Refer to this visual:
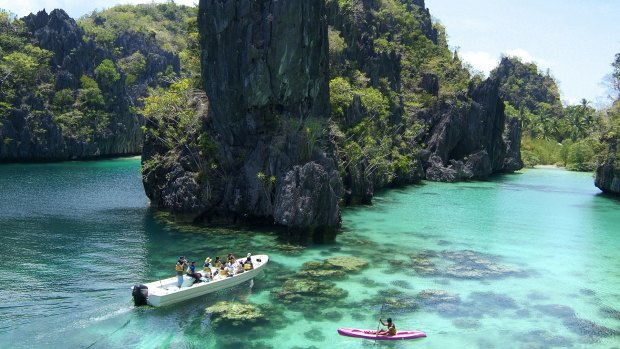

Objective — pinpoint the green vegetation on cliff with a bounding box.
[493,56,604,170]
[326,0,482,195]
[79,3,200,84]
[0,4,196,161]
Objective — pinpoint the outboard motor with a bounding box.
[132,284,148,306]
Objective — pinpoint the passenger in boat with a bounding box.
[176,256,188,287]
[227,253,236,264]
[214,256,221,268]
[226,260,235,277]
[243,254,254,271]
[235,260,244,274]
[203,257,212,271]
[218,264,228,278]
[376,318,397,336]
[202,267,212,281]
[187,261,202,283]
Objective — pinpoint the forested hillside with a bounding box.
[0,4,195,161]
[492,56,605,170]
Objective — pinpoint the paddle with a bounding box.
[375,303,385,344]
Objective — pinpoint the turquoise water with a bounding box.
[1,159,619,348]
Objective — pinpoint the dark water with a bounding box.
[1,159,619,348]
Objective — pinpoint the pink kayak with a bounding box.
[337,328,427,340]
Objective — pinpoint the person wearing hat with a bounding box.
[203,257,213,280]
[203,257,212,270]
[175,256,188,288]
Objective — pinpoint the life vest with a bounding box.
[175,263,184,272]
[244,263,253,270]
[219,269,227,276]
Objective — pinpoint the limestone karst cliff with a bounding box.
[142,0,343,236]
[141,0,522,235]
[0,7,183,161]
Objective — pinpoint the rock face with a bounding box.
[146,0,343,234]
[424,77,521,181]
[595,138,620,195]
[0,9,179,162]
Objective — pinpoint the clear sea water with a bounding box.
[0,158,619,348]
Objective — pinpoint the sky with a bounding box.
[1,0,619,105]
[426,0,620,106]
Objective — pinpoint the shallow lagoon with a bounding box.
[1,159,619,348]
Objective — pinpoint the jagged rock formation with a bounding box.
[423,77,512,181]
[595,138,620,195]
[0,9,179,161]
[143,0,343,236]
[143,0,524,235]
[327,0,522,190]
[492,56,563,118]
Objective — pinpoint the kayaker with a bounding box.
[176,256,188,288]
[377,318,396,336]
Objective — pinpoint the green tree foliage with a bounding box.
[325,0,461,185]
[79,3,196,54]
[0,10,54,116]
[495,57,605,170]
[0,10,27,55]
[118,51,146,86]
[142,78,211,171]
[611,53,620,93]
[94,59,120,89]
[51,75,109,141]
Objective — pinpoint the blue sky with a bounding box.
[1,0,618,105]
[426,0,620,106]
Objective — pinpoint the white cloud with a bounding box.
[459,51,499,76]
[504,48,551,68]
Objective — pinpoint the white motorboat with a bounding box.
[132,255,269,307]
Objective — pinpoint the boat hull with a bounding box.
[337,328,427,340]
[139,255,268,307]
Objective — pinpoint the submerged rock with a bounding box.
[206,301,274,327]
[271,279,348,306]
[411,249,522,279]
[324,256,369,272]
[304,328,326,342]
[600,306,620,320]
[562,317,619,338]
[514,330,573,348]
[416,289,461,306]
[536,304,576,319]
[442,250,522,279]
[295,261,347,279]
